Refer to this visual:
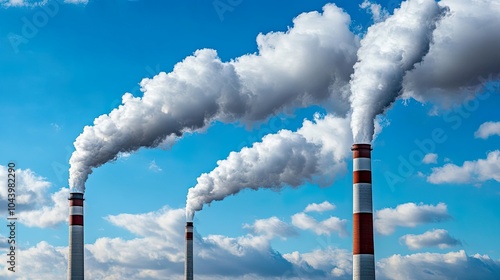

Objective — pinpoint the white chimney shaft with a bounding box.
[68,192,84,280]
[185,222,194,280]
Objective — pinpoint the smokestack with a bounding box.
[68,192,84,280]
[352,144,375,280]
[185,222,194,280]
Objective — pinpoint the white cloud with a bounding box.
[0,241,67,278]
[94,207,350,278]
[291,212,348,237]
[243,217,297,239]
[284,248,352,279]
[117,152,132,159]
[359,0,389,23]
[1,205,498,279]
[422,153,438,164]
[304,201,335,213]
[427,150,500,184]
[377,250,500,280]
[0,0,41,7]
[93,207,298,278]
[0,165,69,228]
[64,0,87,4]
[475,121,500,139]
[400,229,461,250]
[1,0,87,8]
[374,202,451,235]
[18,187,69,228]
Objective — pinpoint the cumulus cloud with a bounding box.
[427,150,500,184]
[91,207,297,278]
[375,202,451,235]
[69,3,359,192]
[400,229,461,250]
[0,165,68,228]
[284,248,352,279]
[422,153,438,164]
[18,187,69,227]
[359,0,389,22]
[291,212,348,237]
[186,114,352,219]
[377,250,500,280]
[0,205,498,279]
[243,217,298,240]
[304,201,336,213]
[89,206,353,279]
[0,241,67,278]
[475,121,500,139]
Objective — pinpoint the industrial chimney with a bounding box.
[185,222,194,280]
[68,192,84,280]
[352,144,375,280]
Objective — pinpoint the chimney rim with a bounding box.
[351,143,372,151]
[69,192,84,200]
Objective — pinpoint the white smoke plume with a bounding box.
[68,4,358,192]
[185,0,500,219]
[402,0,500,105]
[69,0,500,196]
[352,0,500,143]
[185,115,352,220]
[350,0,444,143]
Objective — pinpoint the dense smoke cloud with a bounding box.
[186,0,500,217]
[402,0,500,105]
[186,115,352,219]
[70,0,500,199]
[350,0,444,143]
[68,4,358,192]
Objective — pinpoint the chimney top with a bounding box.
[69,192,84,200]
[351,144,372,151]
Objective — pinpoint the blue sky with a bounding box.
[1,0,500,279]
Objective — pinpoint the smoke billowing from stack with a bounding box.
[67,4,358,193]
[185,222,194,280]
[68,192,84,280]
[350,0,443,144]
[185,115,353,220]
[66,0,500,276]
[352,144,374,279]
